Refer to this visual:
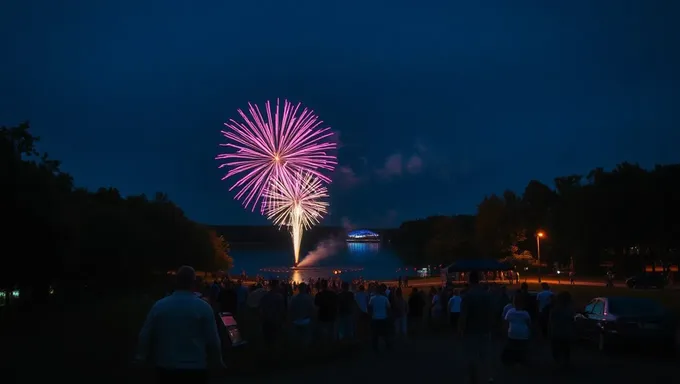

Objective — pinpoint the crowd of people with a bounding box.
[135,266,575,384]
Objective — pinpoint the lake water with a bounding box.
[230,241,419,282]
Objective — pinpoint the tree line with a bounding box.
[393,163,680,275]
[0,122,232,302]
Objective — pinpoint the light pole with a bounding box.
[536,231,545,283]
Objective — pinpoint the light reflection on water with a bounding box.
[347,242,380,254]
[231,242,414,281]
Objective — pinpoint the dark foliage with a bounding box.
[0,122,231,298]
[393,166,680,275]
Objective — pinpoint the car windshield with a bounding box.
[608,297,664,317]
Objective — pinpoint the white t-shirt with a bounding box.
[505,308,531,340]
[502,303,514,319]
[536,290,554,312]
[448,295,462,313]
[369,295,391,320]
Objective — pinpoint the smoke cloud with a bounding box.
[297,237,345,267]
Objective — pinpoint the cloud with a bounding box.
[375,152,423,178]
[337,165,363,187]
[406,154,423,174]
[341,216,355,231]
[375,153,403,178]
[332,130,344,149]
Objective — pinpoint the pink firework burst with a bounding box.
[216,99,337,212]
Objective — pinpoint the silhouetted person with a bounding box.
[459,271,493,384]
[315,280,339,341]
[337,282,356,340]
[550,291,575,368]
[260,279,285,345]
[135,266,224,383]
[368,284,392,351]
[408,288,425,335]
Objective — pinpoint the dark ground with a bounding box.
[223,335,678,384]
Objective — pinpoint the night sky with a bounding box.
[2,1,679,227]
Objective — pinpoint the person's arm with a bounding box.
[134,303,158,363]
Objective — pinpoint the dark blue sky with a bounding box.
[2,1,679,227]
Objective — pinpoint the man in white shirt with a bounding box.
[368,284,392,351]
[135,266,225,383]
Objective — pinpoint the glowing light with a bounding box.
[217,99,337,212]
[537,231,545,238]
[347,229,380,239]
[264,171,329,265]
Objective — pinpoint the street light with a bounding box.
[536,231,545,283]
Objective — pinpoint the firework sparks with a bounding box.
[217,99,337,212]
[264,171,329,265]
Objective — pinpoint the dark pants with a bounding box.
[156,368,207,384]
[449,312,460,330]
[501,339,529,365]
[262,320,281,345]
[539,311,550,338]
[371,319,392,351]
[551,338,571,363]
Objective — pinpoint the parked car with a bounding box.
[574,296,676,354]
[626,274,667,289]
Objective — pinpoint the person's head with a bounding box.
[379,284,387,294]
[541,282,550,291]
[358,284,365,292]
[411,287,418,295]
[396,287,403,298]
[298,282,307,294]
[321,279,329,290]
[341,281,349,291]
[513,290,525,310]
[468,271,480,285]
[175,265,196,291]
[269,279,280,290]
[520,282,529,292]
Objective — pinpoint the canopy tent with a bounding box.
[445,259,513,273]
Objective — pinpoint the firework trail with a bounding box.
[217,99,337,212]
[264,171,329,265]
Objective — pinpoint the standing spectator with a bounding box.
[407,288,426,335]
[354,285,370,340]
[315,280,339,342]
[289,282,315,346]
[447,289,462,331]
[260,280,285,345]
[501,293,531,366]
[536,283,554,338]
[549,291,575,368]
[369,284,392,351]
[458,271,494,384]
[392,287,408,338]
[337,282,356,340]
[135,266,224,383]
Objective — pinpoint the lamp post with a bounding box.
[536,231,545,283]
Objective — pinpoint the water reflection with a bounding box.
[347,242,381,254]
[292,269,302,284]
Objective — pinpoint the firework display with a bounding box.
[218,99,336,266]
[217,99,336,212]
[264,171,329,265]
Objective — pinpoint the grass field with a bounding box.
[3,283,678,383]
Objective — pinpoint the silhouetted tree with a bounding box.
[0,122,232,301]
